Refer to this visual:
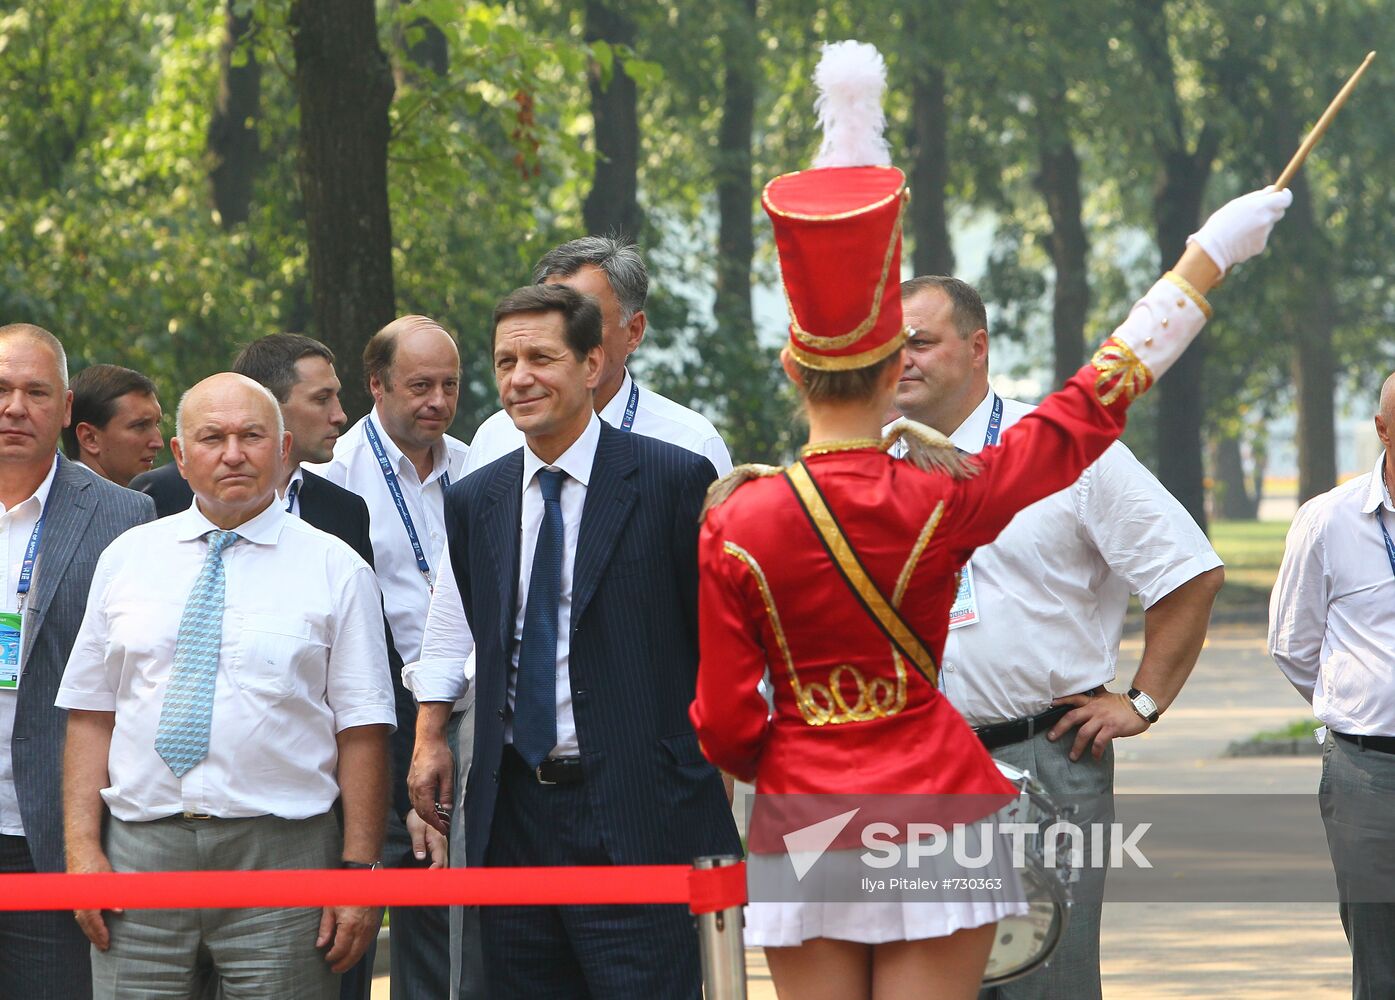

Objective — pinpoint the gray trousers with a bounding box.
[981,729,1114,1000]
[1319,731,1395,1000]
[449,699,486,1000]
[92,812,340,1000]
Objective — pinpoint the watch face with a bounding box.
[1132,691,1158,719]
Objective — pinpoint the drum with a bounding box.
[982,761,1073,986]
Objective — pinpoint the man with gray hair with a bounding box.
[0,324,153,1000]
[59,373,395,999]
[1271,371,1395,999]
[464,237,732,475]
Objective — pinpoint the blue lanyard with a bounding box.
[618,377,639,432]
[364,418,450,587]
[1380,508,1395,581]
[16,510,44,612]
[285,477,302,515]
[983,394,1004,448]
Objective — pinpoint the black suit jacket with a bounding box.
[129,461,415,817]
[448,422,742,867]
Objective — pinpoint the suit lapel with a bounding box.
[572,423,637,623]
[295,469,327,527]
[24,457,96,662]
[483,452,523,650]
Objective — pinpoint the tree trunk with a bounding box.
[208,0,261,229]
[905,6,953,276]
[1214,432,1259,520]
[1032,91,1089,388]
[394,7,448,86]
[290,0,397,422]
[713,0,755,353]
[1131,0,1217,531]
[1288,187,1338,502]
[583,1,641,241]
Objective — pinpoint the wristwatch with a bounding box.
[1127,687,1160,724]
[340,860,383,871]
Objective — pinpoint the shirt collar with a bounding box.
[173,492,289,545]
[522,412,601,492]
[1362,451,1394,514]
[1,454,59,518]
[948,388,998,455]
[278,463,305,502]
[368,407,450,486]
[597,369,636,428]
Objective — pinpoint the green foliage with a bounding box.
[6,0,1395,470]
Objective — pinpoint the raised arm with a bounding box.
[947,188,1290,550]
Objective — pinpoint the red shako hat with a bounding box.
[763,41,908,371]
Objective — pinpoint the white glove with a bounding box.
[1186,186,1293,273]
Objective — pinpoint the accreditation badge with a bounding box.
[0,611,21,689]
[947,562,980,629]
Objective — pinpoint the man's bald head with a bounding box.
[0,323,68,389]
[363,314,461,458]
[176,373,284,446]
[172,373,291,528]
[1380,371,1395,425]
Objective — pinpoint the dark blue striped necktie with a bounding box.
[514,468,566,768]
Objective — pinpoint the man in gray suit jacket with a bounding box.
[0,324,155,1000]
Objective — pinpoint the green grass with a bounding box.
[1209,519,1290,611]
[1252,717,1322,742]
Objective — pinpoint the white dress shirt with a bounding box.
[1270,454,1395,734]
[465,369,732,476]
[0,457,56,836]
[315,409,468,665]
[892,390,1222,726]
[55,499,396,822]
[406,413,601,760]
[278,464,305,517]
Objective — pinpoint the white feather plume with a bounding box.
[812,40,891,169]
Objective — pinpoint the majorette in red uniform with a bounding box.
[688,40,1289,955]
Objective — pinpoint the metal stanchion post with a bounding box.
[692,855,746,1000]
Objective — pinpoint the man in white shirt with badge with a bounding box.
[891,276,1224,1000]
[317,315,467,1000]
[1271,371,1395,1000]
[59,373,395,999]
[465,237,732,476]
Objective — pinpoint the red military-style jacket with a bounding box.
[690,360,1142,807]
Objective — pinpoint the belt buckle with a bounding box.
[534,763,557,786]
[182,811,214,820]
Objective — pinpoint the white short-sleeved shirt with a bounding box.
[56,499,395,822]
[1269,455,1395,734]
[315,408,468,665]
[893,391,1222,726]
[465,369,732,476]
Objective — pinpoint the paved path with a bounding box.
[375,624,1354,999]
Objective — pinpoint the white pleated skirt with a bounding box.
[743,827,1028,947]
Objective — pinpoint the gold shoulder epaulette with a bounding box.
[701,463,784,520]
[880,420,978,480]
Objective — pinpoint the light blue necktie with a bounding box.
[514,469,565,769]
[155,529,240,777]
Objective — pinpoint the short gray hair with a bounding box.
[533,236,649,322]
[175,380,285,445]
[0,323,69,389]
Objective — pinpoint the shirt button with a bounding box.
[943,661,956,673]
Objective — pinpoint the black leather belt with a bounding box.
[973,687,1105,751]
[1333,731,1395,754]
[505,746,584,785]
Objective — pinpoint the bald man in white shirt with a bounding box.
[60,375,394,999]
[1271,371,1395,1000]
[891,276,1224,1000]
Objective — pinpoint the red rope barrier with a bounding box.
[3,864,747,915]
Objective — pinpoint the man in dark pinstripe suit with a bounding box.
[410,285,741,998]
[0,324,154,1000]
